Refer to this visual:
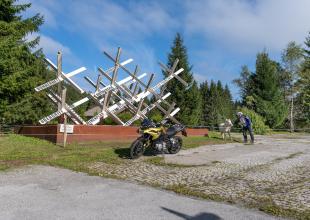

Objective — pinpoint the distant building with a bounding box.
[84,106,101,117]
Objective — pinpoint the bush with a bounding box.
[238,107,270,134]
[150,111,163,123]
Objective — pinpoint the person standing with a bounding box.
[236,112,254,144]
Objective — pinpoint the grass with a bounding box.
[274,152,304,161]
[254,196,310,220]
[0,133,234,171]
[0,134,131,172]
[164,184,225,202]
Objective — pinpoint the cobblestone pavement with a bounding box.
[89,134,310,214]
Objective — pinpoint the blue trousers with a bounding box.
[242,126,254,143]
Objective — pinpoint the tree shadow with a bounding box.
[211,136,224,140]
[114,148,131,159]
[114,147,157,159]
[162,207,222,220]
[143,147,158,157]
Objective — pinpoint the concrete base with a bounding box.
[15,125,209,144]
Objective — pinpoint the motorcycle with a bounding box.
[129,118,187,159]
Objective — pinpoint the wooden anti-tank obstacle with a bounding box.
[35,47,190,127]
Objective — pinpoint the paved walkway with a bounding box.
[0,166,280,220]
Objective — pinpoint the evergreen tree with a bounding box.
[297,32,310,125]
[214,81,234,123]
[164,33,202,125]
[233,65,255,107]
[206,80,218,128]
[200,81,209,125]
[216,81,225,122]
[200,80,234,128]
[0,0,53,124]
[252,52,288,128]
[233,65,250,100]
[223,84,234,119]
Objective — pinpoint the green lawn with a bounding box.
[0,133,238,172]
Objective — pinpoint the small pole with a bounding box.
[57,51,62,113]
[290,96,294,133]
[61,88,67,147]
[63,114,67,147]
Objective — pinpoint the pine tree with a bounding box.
[200,80,234,128]
[164,33,202,125]
[206,80,218,128]
[223,84,234,119]
[0,0,53,124]
[200,81,209,125]
[215,81,234,123]
[233,65,255,107]
[304,32,310,69]
[216,81,225,122]
[252,52,288,128]
[297,32,310,125]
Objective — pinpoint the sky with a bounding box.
[21,0,310,100]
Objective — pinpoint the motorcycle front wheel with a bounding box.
[130,138,146,159]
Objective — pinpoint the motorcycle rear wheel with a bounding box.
[130,138,145,159]
[168,136,182,154]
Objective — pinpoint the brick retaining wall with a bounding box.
[15,125,208,144]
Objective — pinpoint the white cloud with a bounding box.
[25,33,70,56]
[25,33,85,70]
[23,0,310,100]
[39,35,71,56]
[18,0,60,28]
[65,0,178,45]
[185,0,310,54]
[26,0,178,76]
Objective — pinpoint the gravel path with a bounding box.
[90,134,310,214]
[0,166,281,220]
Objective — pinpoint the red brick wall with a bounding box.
[16,125,208,144]
[59,125,139,143]
[15,125,58,143]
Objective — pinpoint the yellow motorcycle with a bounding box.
[130,118,187,159]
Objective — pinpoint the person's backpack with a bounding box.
[244,116,251,127]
